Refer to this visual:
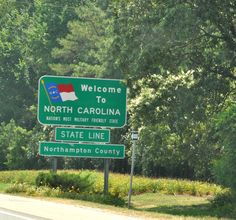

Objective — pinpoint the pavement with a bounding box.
[0,194,150,220]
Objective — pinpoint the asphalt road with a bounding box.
[0,208,49,220]
[0,194,149,220]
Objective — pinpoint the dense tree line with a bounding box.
[0,0,235,191]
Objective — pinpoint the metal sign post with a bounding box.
[52,157,57,173]
[104,159,109,195]
[128,131,138,208]
[51,127,57,173]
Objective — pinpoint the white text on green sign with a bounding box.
[39,142,125,159]
[55,127,110,143]
[37,75,127,128]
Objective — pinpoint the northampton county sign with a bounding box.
[37,75,127,128]
[39,141,125,159]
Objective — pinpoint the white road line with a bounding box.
[0,210,36,220]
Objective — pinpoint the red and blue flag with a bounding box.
[45,83,78,103]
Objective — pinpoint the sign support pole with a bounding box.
[128,140,136,208]
[51,127,57,173]
[52,157,57,173]
[104,159,109,195]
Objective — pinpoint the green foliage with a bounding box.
[35,172,94,193]
[128,74,225,180]
[77,171,226,197]
[1,170,224,198]
[211,190,234,207]
[133,192,236,219]
[0,170,40,184]
[0,0,82,127]
[0,121,49,170]
[0,183,10,192]
[131,177,223,197]
[106,0,235,181]
[2,170,225,208]
[62,193,125,206]
[5,183,62,197]
[210,190,236,218]
[111,0,236,80]
[213,104,236,193]
[0,0,235,187]
[5,182,30,194]
[0,4,37,127]
[0,120,31,170]
[51,1,112,78]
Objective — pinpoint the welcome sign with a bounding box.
[37,75,127,128]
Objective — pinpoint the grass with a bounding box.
[131,193,235,219]
[7,192,230,220]
[0,183,10,192]
[132,193,210,208]
[0,170,234,219]
[0,170,224,197]
[0,170,38,184]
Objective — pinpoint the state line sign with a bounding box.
[39,141,125,159]
[37,75,127,128]
[55,127,110,143]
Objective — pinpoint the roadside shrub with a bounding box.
[211,190,234,207]
[35,172,93,193]
[1,170,225,200]
[99,174,224,198]
[35,186,62,197]
[210,190,236,218]
[5,182,29,193]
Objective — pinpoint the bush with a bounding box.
[1,170,224,199]
[5,182,29,193]
[210,190,236,218]
[35,172,93,193]
[211,190,234,207]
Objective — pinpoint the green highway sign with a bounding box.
[55,127,110,143]
[39,141,125,159]
[37,75,127,128]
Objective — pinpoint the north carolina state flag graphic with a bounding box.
[57,83,78,102]
[45,83,78,103]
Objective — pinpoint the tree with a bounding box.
[51,1,113,78]
[0,0,82,127]
[105,0,235,179]
[213,104,236,193]
[128,73,227,179]
[0,120,32,169]
[0,1,39,127]
[0,120,50,170]
[109,0,236,81]
[30,0,82,76]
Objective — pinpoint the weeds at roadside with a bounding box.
[2,170,235,218]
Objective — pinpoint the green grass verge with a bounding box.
[132,193,209,208]
[0,170,224,197]
[0,183,10,192]
[0,170,234,219]
[0,170,38,185]
[132,193,235,219]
